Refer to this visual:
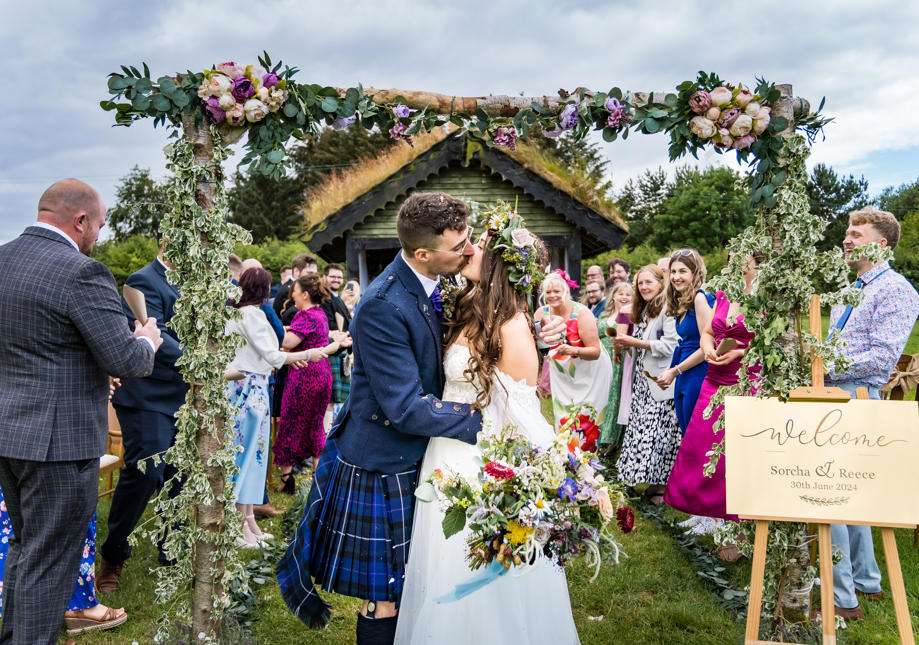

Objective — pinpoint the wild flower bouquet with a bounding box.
[417,421,631,581]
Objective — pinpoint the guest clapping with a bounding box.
[613,265,680,504]
[535,272,613,445]
[226,268,333,547]
[654,249,714,434]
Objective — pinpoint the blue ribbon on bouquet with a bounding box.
[434,560,508,604]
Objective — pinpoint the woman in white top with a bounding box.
[226,268,336,547]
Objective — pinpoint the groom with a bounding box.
[277,193,561,644]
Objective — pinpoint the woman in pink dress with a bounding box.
[275,274,334,492]
[664,253,762,533]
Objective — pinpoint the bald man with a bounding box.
[0,179,162,644]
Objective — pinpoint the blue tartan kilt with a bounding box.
[276,439,418,627]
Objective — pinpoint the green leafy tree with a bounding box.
[615,167,669,248]
[805,163,870,251]
[92,234,158,288]
[877,176,919,220]
[649,166,755,254]
[107,166,170,240]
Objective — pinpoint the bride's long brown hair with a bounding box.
[444,232,544,409]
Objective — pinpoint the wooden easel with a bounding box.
[742,295,917,645]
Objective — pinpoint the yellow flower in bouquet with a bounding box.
[506,520,534,546]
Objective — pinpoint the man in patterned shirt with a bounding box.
[826,207,919,620]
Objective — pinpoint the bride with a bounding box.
[395,216,580,644]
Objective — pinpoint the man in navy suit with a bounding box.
[0,179,161,644]
[97,238,188,592]
[277,193,564,644]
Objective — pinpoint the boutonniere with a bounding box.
[439,276,460,321]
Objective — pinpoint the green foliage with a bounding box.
[877,176,919,220]
[650,166,755,254]
[233,237,319,280]
[107,166,171,241]
[92,234,158,288]
[806,163,871,251]
[615,168,669,248]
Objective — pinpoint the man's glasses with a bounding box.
[420,227,474,256]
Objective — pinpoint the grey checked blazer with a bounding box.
[0,226,155,462]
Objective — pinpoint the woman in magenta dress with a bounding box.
[664,253,762,531]
[276,274,334,492]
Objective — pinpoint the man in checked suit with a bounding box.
[0,179,162,645]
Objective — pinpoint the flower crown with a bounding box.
[481,201,545,296]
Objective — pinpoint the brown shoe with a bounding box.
[812,604,865,622]
[856,588,885,601]
[252,502,284,519]
[96,556,123,594]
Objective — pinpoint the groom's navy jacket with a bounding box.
[328,252,482,474]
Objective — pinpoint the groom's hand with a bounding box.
[538,314,566,346]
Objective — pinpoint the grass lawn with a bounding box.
[48,324,919,643]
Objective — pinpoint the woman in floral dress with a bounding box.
[275,274,334,491]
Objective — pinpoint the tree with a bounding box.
[615,167,669,248]
[877,176,919,220]
[92,235,158,288]
[805,163,870,251]
[107,166,171,240]
[227,124,398,242]
[649,166,755,254]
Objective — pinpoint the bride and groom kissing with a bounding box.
[277,192,580,644]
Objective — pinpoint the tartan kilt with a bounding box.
[276,439,417,627]
[329,353,351,403]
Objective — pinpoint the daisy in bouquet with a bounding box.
[417,420,633,581]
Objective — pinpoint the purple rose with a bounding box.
[717,107,741,129]
[604,97,630,129]
[492,126,517,151]
[204,96,226,124]
[688,90,712,115]
[231,77,255,103]
[332,115,357,130]
[559,103,578,130]
[262,72,280,89]
[393,104,411,119]
[732,134,756,150]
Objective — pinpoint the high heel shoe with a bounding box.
[276,472,296,494]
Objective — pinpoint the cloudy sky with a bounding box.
[2,0,917,243]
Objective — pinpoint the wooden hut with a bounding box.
[301,131,626,289]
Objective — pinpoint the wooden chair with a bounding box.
[99,402,125,498]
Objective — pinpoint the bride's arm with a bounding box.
[495,313,540,386]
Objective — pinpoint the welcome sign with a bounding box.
[724,397,919,526]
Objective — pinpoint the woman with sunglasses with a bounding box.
[654,249,715,435]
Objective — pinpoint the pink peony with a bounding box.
[717,107,741,129]
[715,128,733,149]
[735,89,754,108]
[688,90,712,114]
[217,62,243,80]
[732,134,756,150]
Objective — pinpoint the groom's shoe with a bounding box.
[356,613,398,645]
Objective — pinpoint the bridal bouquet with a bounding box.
[417,421,631,580]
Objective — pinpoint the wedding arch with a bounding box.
[101,54,851,642]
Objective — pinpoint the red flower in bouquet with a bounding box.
[578,414,600,453]
[484,461,515,480]
[616,505,635,533]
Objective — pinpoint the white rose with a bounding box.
[197,81,210,100]
[265,88,288,112]
[689,116,717,139]
[709,87,733,107]
[753,112,771,135]
[244,98,269,123]
[208,75,231,95]
[717,128,734,148]
[704,106,721,121]
[218,93,236,110]
[735,89,754,108]
[225,104,245,126]
[729,114,753,137]
[511,227,537,248]
[744,102,761,116]
[246,64,268,85]
[256,86,270,102]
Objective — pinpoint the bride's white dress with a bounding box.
[395,344,580,644]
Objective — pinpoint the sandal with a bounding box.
[64,606,128,634]
[276,472,296,494]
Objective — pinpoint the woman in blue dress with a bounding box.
[655,249,714,434]
[0,488,127,635]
